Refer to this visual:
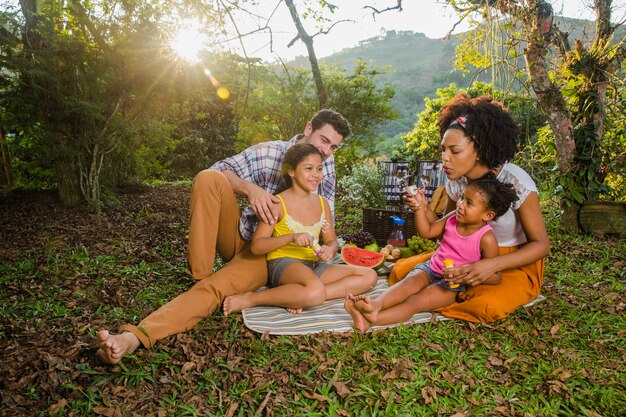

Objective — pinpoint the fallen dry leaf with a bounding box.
[421,386,438,404]
[550,324,560,337]
[333,381,350,398]
[48,398,67,415]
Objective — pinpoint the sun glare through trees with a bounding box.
[168,19,207,63]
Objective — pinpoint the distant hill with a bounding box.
[293,30,467,139]
[289,16,625,147]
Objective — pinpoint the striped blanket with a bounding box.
[241,260,545,335]
[241,276,446,335]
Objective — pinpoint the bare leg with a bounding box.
[320,265,378,300]
[223,263,325,314]
[364,285,457,327]
[96,330,141,365]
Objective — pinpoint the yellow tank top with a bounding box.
[267,194,325,261]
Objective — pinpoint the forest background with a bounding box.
[1,0,625,216]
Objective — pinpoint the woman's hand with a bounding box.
[445,258,500,287]
[291,233,313,248]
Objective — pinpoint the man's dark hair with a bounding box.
[437,94,519,169]
[468,172,519,219]
[310,109,351,139]
[282,143,323,188]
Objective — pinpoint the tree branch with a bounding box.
[363,0,403,19]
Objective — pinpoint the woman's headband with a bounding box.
[449,115,468,129]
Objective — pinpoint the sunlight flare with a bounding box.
[169,19,207,63]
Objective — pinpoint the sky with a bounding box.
[227,0,613,62]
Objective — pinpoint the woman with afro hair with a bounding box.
[422,93,549,322]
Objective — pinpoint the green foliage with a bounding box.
[325,61,397,177]
[335,162,386,235]
[556,39,622,204]
[1,3,239,202]
[230,58,396,178]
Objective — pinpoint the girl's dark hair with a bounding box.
[437,94,519,168]
[468,172,519,219]
[282,143,323,188]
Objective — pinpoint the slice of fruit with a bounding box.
[341,246,386,269]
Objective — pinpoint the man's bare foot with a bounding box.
[344,294,371,333]
[286,308,303,314]
[352,295,381,323]
[223,293,255,315]
[96,330,140,365]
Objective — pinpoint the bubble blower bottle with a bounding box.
[388,216,406,247]
[311,236,322,255]
[443,259,459,289]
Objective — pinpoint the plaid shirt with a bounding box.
[210,135,336,240]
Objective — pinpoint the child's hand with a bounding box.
[291,233,312,247]
[404,188,427,211]
[315,245,335,262]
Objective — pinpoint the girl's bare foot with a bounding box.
[96,330,140,365]
[223,293,254,315]
[344,294,371,333]
[286,308,303,314]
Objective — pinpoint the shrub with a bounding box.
[335,162,386,235]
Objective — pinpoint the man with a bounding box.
[97,109,350,364]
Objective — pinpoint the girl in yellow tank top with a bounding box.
[223,143,378,315]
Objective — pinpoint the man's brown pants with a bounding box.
[119,170,268,348]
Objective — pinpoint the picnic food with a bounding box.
[342,230,376,248]
[407,235,438,254]
[397,246,416,258]
[428,186,448,214]
[341,246,386,269]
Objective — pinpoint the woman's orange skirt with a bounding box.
[388,246,544,323]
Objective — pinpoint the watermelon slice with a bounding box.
[341,246,385,269]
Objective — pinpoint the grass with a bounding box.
[1,188,625,416]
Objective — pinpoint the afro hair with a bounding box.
[437,94,519,169]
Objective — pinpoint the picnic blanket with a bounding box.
[241,268,546,335]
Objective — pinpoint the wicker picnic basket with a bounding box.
[362,207,416,246]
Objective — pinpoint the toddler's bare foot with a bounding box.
[286,308,303,314]
[353,295,381,323]
[223,293,254,315]
[344,294,371,333]
[96,330,140,365]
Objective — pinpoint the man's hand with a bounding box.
[247,184,281,225]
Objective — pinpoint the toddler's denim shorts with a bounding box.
[410,261,466,292]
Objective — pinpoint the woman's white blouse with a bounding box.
[445,163,537,247]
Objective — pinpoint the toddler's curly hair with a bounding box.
[437,94,519,168]
[468,172,519,219]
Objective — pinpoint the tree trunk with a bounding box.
[55,155,83,206]
[284,0,328,109]
[522,0,576,173]
[0,112,16,189]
